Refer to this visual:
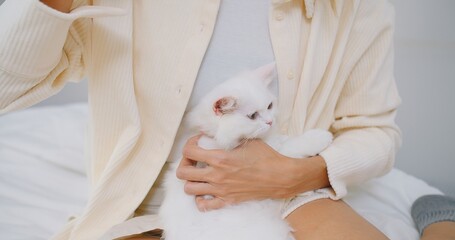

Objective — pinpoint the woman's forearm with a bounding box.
[40,0,73,13]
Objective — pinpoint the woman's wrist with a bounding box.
[284,155,331,197]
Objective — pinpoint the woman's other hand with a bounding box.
[176,135,330,211]
[40,0,74,13]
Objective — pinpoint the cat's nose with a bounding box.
[266,121,273,126]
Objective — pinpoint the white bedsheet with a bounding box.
[0,104,88,240]
[0,104,443,240]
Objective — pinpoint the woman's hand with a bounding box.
[176,135,330,211]
[40,0,74,13]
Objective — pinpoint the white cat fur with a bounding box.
[159,63,333,240]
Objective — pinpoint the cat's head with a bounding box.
[188,63,277,150]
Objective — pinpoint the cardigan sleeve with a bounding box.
[319,0,402,199]
[0,0,123,114]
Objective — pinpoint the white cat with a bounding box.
[159,63,333,240]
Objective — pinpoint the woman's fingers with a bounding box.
[195,196,226,211]
[184,181,217,196]
[177,134,231,182]
[182,135,226,166]
[176,158,211,182]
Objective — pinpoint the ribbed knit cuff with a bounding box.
[319,145,350,199]
[0,0,125,77]
[411,194,455,235]
[0,0,77,77]
[318,127,396,200]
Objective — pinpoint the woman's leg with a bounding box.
[286,198,388,240]
[421,221,455,240]
[127,229,163,239]
[129,199,389,240]
[127,236,159,240]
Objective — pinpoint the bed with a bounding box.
[0,103,443,240]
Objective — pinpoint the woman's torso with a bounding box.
[135,0,276,216]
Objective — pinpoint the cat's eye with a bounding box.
[248,112,258,120]
[268,102,273,110]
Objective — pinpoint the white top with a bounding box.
[137,0,276,215]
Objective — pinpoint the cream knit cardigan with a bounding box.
[0,0,401,239]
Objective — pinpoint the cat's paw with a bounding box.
[279,129,333,158]
[303,129,333,147]
[300,129,333,155]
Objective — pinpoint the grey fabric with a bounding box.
[411,194,455,235]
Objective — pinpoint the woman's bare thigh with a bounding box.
[127,236,160,240]
[286,198,389,240]
[129,199,388,240]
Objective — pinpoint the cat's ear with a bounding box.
[213,96,237,116]
[253,62,275,86]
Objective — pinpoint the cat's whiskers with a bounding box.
[239,126,264,146]
[237,125,268,160]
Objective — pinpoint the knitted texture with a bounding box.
[411,194,455,235]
